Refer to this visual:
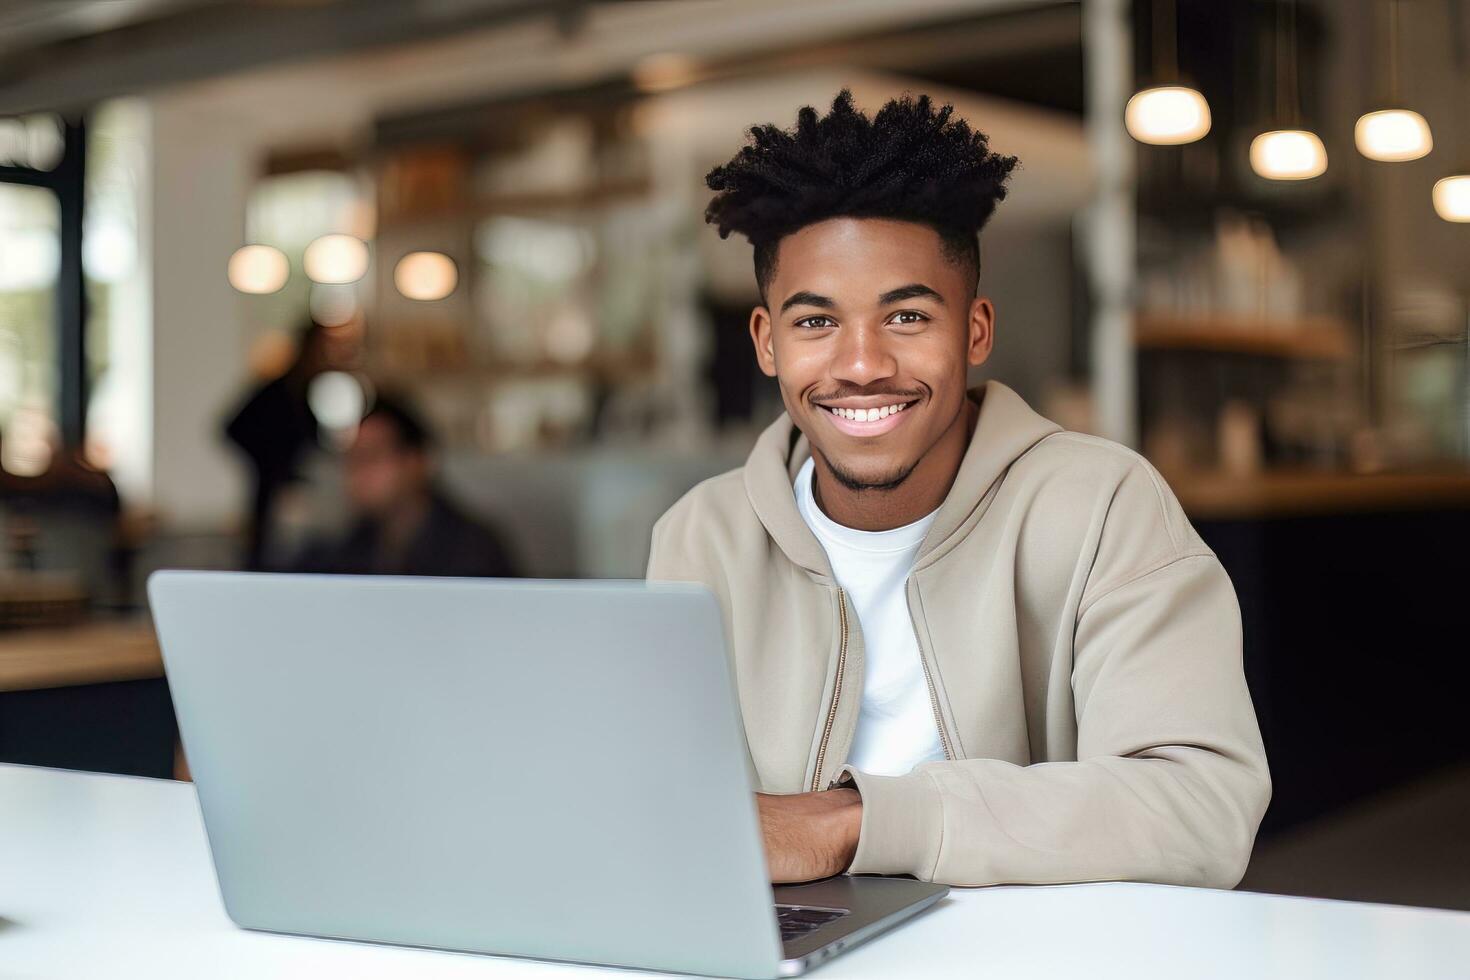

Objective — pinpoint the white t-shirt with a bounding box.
[793,457,947,777]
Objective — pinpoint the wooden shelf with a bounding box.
[1136,314,1352,360]
[0,621,162,693]
[1163,467,1470,520]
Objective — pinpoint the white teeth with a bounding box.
[828,403,913,421]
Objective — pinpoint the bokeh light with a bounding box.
[0,405,56,477]
[227,244,289,294]
[1431,175,1470,222]
[303,234,370,285]
[393,251,458,301]
[307,370,367,444]
[1355,109,1433,162]
[1125,85,1211,145]
[1250,129,1328,180]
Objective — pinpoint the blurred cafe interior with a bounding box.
[1,0,1467,912]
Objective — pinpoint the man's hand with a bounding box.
[755,788,863,883]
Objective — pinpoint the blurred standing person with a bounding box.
[294,395,518,579]
[224,320,333,570]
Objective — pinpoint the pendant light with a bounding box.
[1433,175,1470,221]
[1126,0,1211,145]
[227,244,289,295]
[1356,0,1433,161]
[394,251,458,301]
[1251,0,1327,180]
[303,233,369,285]
[1432,62,1470,221]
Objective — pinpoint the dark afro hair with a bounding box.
[704,89,1018,299]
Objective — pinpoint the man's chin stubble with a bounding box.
[825,458,918,494]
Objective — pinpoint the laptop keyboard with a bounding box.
[775,904,849,943]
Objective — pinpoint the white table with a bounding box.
[3,764,1467,980]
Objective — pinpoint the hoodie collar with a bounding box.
[742,380,1063,578]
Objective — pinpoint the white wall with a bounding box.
[148,95,257,529]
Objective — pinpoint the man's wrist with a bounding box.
[826,786,863,872]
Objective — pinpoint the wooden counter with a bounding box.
[1164,468,1470,521]
[0,621,163,693]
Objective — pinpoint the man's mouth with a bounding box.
[820,400,914,422]
[814,398,919,436]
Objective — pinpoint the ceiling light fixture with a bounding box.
[1125,0,1211,145]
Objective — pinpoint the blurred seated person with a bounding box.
[293,396,518,578]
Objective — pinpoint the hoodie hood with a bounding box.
[742,379,1064,578]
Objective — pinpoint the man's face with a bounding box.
[749,217,994,490]
[343,415,429,517]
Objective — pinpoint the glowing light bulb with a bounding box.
[1125,85,1212,145]
[1432,175,1470,222]
[227,245,289,294]
[1355,109,1433,162]
[303,234,369,285]
[393,251,458,301]
[1250,129,1328,180]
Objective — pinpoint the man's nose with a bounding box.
[829,322,897,387]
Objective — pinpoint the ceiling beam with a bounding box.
[0,0,561,115]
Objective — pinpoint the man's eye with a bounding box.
[795,316,835,329]
[891,310,928,325]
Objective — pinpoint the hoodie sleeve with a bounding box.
[843,463,1271,888]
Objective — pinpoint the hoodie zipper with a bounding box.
[810,587,849,792]
[913,612,956,761]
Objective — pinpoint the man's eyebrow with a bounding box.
[878,283,945,305]
[779,284,945,312]
[779,290,836,313]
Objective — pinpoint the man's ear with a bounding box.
[967,296,995,368]
[749,306,778,378]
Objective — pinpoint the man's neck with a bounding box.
[810,396,977,532]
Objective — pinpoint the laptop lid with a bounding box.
[150,571,784,979]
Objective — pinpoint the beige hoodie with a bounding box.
[647,380,1270,888]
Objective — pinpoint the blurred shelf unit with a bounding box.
[371,351,657,387]
[366,99,670,451]
[1135,313,1353,360]
[377,175,655,234]
[0,572,87,629]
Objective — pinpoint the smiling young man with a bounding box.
[646,91,1270,887]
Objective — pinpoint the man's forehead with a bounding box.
[778,217,944,260]
[768,218,962,296]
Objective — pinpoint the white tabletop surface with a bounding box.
[3,763,1468,980]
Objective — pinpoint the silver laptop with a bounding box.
[149,571,947,978]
